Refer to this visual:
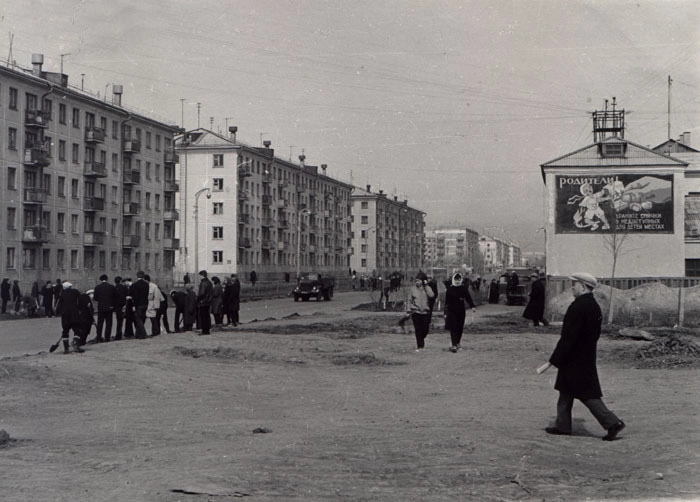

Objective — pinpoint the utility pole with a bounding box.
[197,102,201,128]
[180,98,186,129]
[668,75,672,139]
[60,53,71,74]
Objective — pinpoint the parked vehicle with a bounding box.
[293,273,335,301]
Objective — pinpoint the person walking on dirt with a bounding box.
[57,282,83,353]
[542,272,626,441]
[197,270,213,335]
[41,280,54,317]
[443,272,476,353]
[523,272,549,327]
[406,271,435,352]
[93,274,117,342]
[128,271,150,339]
[1,278,11,314]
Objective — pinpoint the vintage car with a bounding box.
[293,273,335,301]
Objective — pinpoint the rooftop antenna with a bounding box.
[7,33,14,67]
[196,102,201,128]
[668,75,672,139]
[60,53,71,74]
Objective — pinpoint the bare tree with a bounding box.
[601,230,630,324]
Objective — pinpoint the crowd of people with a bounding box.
[39,269,241,354]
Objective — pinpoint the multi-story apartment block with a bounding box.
[0,54,179,291]
[175,128,353,282]
[478,235,521,272]
[350,184,424,278]
[431,227,480,270]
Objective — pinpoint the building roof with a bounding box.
[652,138,700,154]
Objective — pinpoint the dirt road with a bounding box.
[0,304,698,501]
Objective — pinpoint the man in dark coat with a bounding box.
[128,271,150,339]
[523,273,549,327]
[53,279,63,316]
[93,274,117,342]
[1,278,11,313]
[41,280,54,317]
[57,282,83,353]
[544,272,625,441]
[170,289,187,332]
[197,270,213,335]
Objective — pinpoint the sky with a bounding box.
[2,0,700,253]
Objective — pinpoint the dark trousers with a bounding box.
[96,311,113,341]
[198,305,211,334]
[411,312,431,348]
[173,306,184,331]
[44,302,54,317]
[149,317,160,336]
[124,308,134,338]
[115,308,125,339]
[133,306,148,338]
[447,310,466,347]
[555,391,621,433]
[156,307,170,333]
[61,316,81,340]
[213,313,223,325]
[1,299,7,313]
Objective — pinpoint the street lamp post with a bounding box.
[296,208,312,280]
[194,187,211,274]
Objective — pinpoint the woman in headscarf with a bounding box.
[443,272,476,353]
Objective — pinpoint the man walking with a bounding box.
[197,270,213,335]
[542,272,626,441]
[93,274,117,342]
[128,271,149,339]
[523,272,549,327]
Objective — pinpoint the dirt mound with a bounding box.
[635,335,700,369]
[331,352,402,366]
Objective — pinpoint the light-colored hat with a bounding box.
[62,281,72,289]
[86,289,94,296]
[569,272,597,289]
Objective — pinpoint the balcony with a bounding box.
[276,199,288,209]
[262,194,273,206]
[164,151,179,165]
[163,209,180,221]
[163,237,180,250]
[25,109,50,128]
[84,161,107,177]
[261,240,275,250]
[239,213,251,225]
[22,226,48,244]
[238,165,253,178]
[83,197,105,212]
[238,192,249,202]
[123,139,141,154]
[23,187,48,204]
[262,173,272,184]
[238,238,251,248]
[278,219,289,229]
[277,242,289,251]
[83,231,105,246]
[85,126,106,143]
[296,186,306,194]
[308,244,316,253]
[163,179,179,192]
[23,147,50,167]
[123,169,141,184]
[278,179,288,188]
[123,202,141,216]
[122,234,141,248]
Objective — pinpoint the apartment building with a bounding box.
[0,54,180,291]
[431,227,480,270]
[175,128,353,282]
[350,184,425,278]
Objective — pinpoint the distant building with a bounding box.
[175,129,353,281]
[430,227,480,270]
[349,185,424,278]
[0,53,179,291]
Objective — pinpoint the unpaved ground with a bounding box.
[1,306,699,501]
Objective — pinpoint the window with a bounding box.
[100,116,107,131]
[44,137,53,158]
[600,142,626,158]
[361,258,367,267]
[7,167,16,190]
[71,143,79,164]
[361,215,368,224]
[212,250,223,263]
[58,140,66,161]
[361,244,367,253]
[58,177,66,197]
[85,112,95,128]
[145,161,151,179]
[112,120,119,139]
[111,153,119,172]
[213,202,224,215]
[8,127,17,150]
[7,207,16,229]
[213,178,224,191]
[42,249,51,270]
[145,131,151,149]
[71,179,79,198]
[155,134,161,151]
[57,213,65,233]
[57,249,65,269]
[43,98,52,118]
[155,194,160,210]
[23,248,37,270]
[6,248,16,269]
[154,253,160,270]
[9,87,18,109]
[43,174,51,194]
[72,108,80,128]
[111,186,118,204]
[59,103,67,124]
[25,92,38,111]
[99,250,106,269]
[42,210,50,231]
[111,218,118,236]
[155,164,160,181]
[71,249,79,269]
[154,223,160,240]
[685,195,700,239]
[145,192,151,209]
[145,222,151,240]
[361,201,368,209]
[213,226,224,239]
[213,154,224,167]
[71,214,79,233]
[111,251,118,270]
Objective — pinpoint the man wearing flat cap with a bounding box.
[197,270,213,335]
[545,272,626,441]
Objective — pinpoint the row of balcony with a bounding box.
[17,226,179,250]
[239,239,352,254]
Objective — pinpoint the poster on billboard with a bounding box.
[555,174,673,234]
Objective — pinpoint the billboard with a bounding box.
[555,174,673,234]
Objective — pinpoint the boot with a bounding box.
[72,337,85,353]
[62,339,70,354]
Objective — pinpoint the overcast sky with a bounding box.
[3,0,700,252]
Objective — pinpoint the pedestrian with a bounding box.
[128,271,149,339]
[78,289,96,346]
[53,279,63,316]
[225,274,241,326]
[426,275,439,327]
[183,283,197,331]
[250,269,257,287]
[41,280,54,317]
[93,274,117,342]
[114,276,128,340]
[541,272,626,440]
[122,278,135,339]
[155,285,171,334]
[211,276,224,329]
[523,272,549,327]
[1,278,10,314]
[170,288,187,332]
[351,273,357,290]
[443,272,476,353]
[488,278,500,304]
[12,280,22,313]
[406,271,435,352]
[145,274,160,336]
[56,282,83,353]
[197,270,213,335]
[22,294,39,317]
[31,281,40,312]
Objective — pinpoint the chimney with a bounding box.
[683,131,691,147]
[31,54,44,77]
[263,140,271,148]
[298,153,306,167]
[112,84,123,106]
[366,185,371,192]
[228,126,237,142]
[320,163,327,175]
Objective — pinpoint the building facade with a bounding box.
[430,227,480,271]
[349,185,425,279]
[175,128,353,282]
[0,54,179,292]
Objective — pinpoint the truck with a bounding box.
[293,273,336,302]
